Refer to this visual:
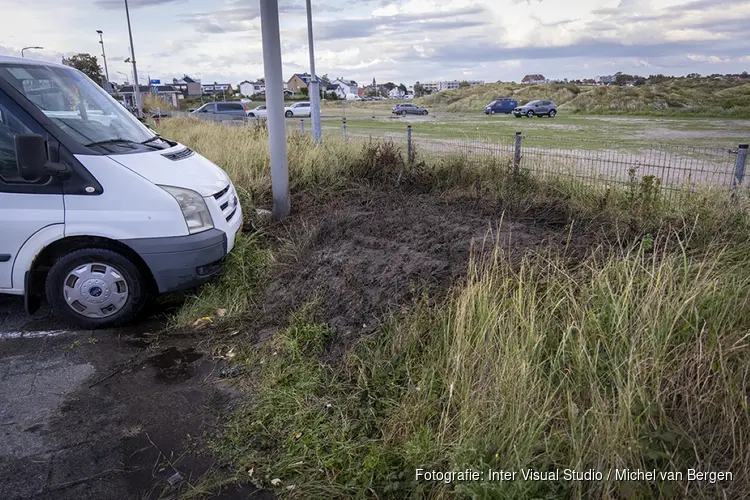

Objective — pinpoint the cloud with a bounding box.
[314,5,491,40]
[427,38,733,64]
[94,0,186,9]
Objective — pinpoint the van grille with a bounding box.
[162,148,194,161]
[212,184,239,223]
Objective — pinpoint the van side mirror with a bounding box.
[14,134,48,180]
[14,134,69,180]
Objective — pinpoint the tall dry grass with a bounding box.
[157,119,750,497]
[217,235,750,498]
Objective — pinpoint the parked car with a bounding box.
[192,101,249,119]
[0,55,243,328]
[247,105,267,118]
[392,103,429,116]
[284,102,311,118]
[484,98,518,115]
[513,100,557,118]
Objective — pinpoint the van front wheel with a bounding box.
[46,248,148,329]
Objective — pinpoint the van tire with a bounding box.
[490,110,495,115]
[45,248,148,329]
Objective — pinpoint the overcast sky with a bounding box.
[1,0,748,87]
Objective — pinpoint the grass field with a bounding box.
[156,118,750,499]
[313,102,750,149]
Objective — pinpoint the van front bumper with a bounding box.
[122,229,228,293]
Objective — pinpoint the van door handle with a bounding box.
[0,254,11,262]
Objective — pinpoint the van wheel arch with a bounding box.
[25,236,157,314]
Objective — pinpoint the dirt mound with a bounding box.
[259,189,559,353]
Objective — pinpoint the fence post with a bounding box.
[731,144,749,200]
[300,119,304,134]
[513,132,522,174]
[343,118,347,141]
[407,125,412,164]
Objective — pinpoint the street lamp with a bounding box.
[21,46,43,58]
[305,0,321,144]
[123,0,142,117]
[260,0,290,218]
[96,30,110,85]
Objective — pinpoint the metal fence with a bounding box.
[166,114,749,202]
[317,121,748,202]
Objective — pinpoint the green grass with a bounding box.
[155,119,750,497]
[168,232,271,328]
[215,235,750,498]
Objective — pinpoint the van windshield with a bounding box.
[0,63,158,151]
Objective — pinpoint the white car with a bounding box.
[284,102,311,118]
[0,55,243,328]
[247,105,267,118]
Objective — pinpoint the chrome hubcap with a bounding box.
[63,263,129,319]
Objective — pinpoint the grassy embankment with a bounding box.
[158,118,750,498]
[416,79,750,117]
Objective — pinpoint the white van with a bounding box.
[0,56,243,328]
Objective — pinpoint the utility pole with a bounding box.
[260,0,290,218]
[96,30,110,86]
[124,0,142,117]
[305,0,322,144]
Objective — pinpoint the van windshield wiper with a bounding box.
[141,135,162,145]
[85,138,140,148]
[85,138,162,150]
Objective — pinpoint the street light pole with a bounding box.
[21,46,43,58]
[123,0,142,117]
[305,0,321,144]
[260,0,290,218]
[96,30,110,85]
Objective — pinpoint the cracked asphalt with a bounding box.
[0,294,259,499]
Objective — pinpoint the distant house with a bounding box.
[150,85,182,107]
[119,85,150,109]
[521,74,546,84]
[330,78,358,99]
[239,80,266,97]
[420,80,485,92]
[171,75,201,97]
[286,73,324,93]
[201,83,232,96]
[388,87,405,99]
[324,83,340,98]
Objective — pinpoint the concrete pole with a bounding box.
[306,0,322,144]
[124,0,142,117]
[260,0,291,218]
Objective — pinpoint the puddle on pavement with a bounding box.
[146,347,203,382]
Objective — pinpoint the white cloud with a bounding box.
[0,0,748,85]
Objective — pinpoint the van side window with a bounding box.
[0,101,32,182]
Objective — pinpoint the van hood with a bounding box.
[108,144,230,197]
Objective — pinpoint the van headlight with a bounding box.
[160,185,214,234]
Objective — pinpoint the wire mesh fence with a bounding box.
[407,131,744,202]
[167,114,748,202]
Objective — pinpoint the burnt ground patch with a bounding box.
[247,187,578,357]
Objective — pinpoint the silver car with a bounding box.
[513,100,557,118]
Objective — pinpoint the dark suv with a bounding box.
[392,103,429,116]
[485,98,518,115]
[512,100,557,118]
